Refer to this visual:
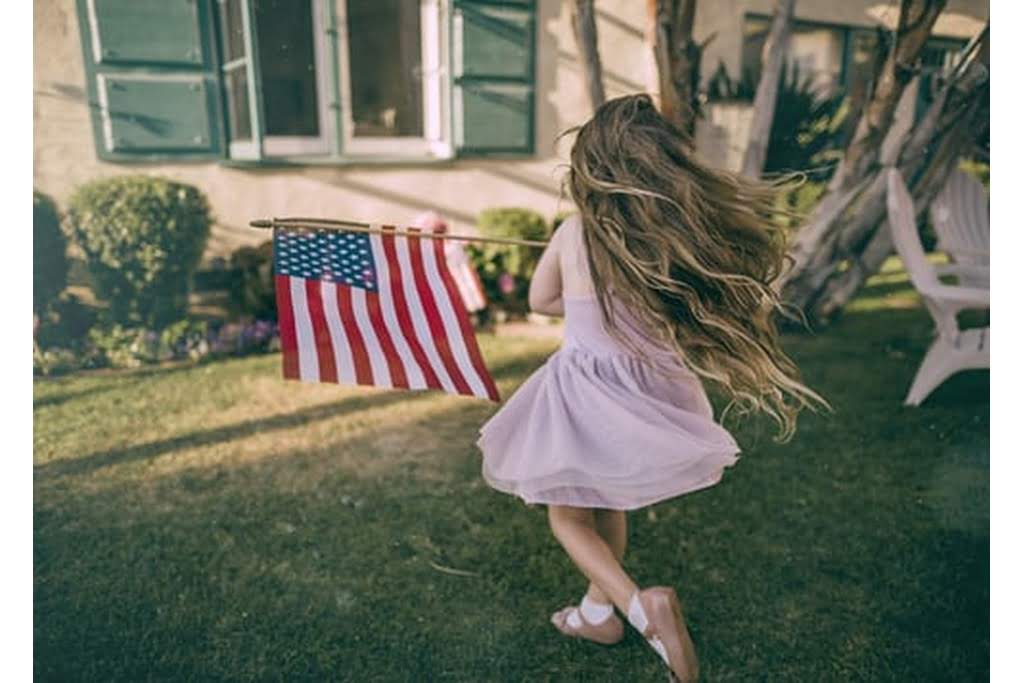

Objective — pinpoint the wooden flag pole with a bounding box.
[250,216,549,248]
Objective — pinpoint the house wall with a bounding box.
[33,0,988,259]
[692,0,987,85]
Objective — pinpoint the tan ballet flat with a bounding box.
[550,604,625,645]
[629,587,699,682]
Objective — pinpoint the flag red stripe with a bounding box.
[275,274,300,380]
[335,285,374,386]
[365,291,409,389]
[305,280,339,384]
[432,238,500,402]
[381,232,443,390]
[407,234,473,396]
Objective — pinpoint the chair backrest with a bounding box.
[886,168,940,292]
[929,169,990,261]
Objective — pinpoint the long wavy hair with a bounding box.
[566,93,827,441]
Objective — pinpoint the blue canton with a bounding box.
[273,229,378,291]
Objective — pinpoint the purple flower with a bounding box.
[498,272,516,295]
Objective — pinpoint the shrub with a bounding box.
[34,191,68,313]
[65,175,212,327]
[33,345,86,377]
[35,293,98,350]
[229,240,277,320]
[468,208,550,316]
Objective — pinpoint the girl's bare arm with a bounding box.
[528,228,564,316]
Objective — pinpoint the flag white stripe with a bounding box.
[420,239,489,399]
[368,234,427,389]
[455,264,486,311]
[350,288,391,387]
[319,283,356,385]
[393,236,457,394]
[290,277,320,383]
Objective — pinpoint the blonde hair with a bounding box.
[566,93,827,441]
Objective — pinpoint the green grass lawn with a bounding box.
[34,262,989,682]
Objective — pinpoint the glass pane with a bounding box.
[225,66,252,141]
[255,0,320,137]
[347,0,424,138]
[218,0,246,62]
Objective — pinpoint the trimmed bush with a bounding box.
[468,208,550,316]
[35,293,98,350]
[229,240,277,320]
[65,175,212,327]
[34,191,68,313]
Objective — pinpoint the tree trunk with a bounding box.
[781,21,989,325]
[779,0,949,319]
[810,30,989,319]
[646,0,705,139]
[572,0,606,112]
[828,0,948,192]
[740,0,796,178]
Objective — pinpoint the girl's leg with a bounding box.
[547,505,638,616]
[585,509,627,604]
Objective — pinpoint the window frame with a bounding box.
[217,0,334,159]
[334,0,452,159]
[258,0,334,157]
[739,12,971,97]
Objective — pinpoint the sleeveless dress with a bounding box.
[477,293,741,510]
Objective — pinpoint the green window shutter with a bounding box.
[453,1,536,156]
[75,0,225,161]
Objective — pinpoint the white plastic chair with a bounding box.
[929,168,990,288]
[886,168,990,406]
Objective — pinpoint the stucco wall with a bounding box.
[33,1,988,259]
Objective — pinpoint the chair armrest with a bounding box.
[935,263,990,281]
[919,283,990,308]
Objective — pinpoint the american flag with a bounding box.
[273,226,500,401]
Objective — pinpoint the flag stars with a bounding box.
[273,229,378,291]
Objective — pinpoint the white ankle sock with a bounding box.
[579,594,614,625]
[628,593,670,666]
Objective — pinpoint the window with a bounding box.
[216,0,332,158]
[740,17,844,95]
[75,0,536,163]
[337,0,450,157]
[739,15,968,119]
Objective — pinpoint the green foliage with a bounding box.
[85,320,211,369]
[706,62,849,180]
[33,345,85,377]
[706,61,758,101]
[763,66,849,179]
[229,240,277,320]
[65,175,212,327]
[959,159,990,191]
[777,180,828,233]
[468,208,550,315]
[35,293,98,350]
[34,191,68,313]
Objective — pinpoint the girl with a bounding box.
[476,94,825,682]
